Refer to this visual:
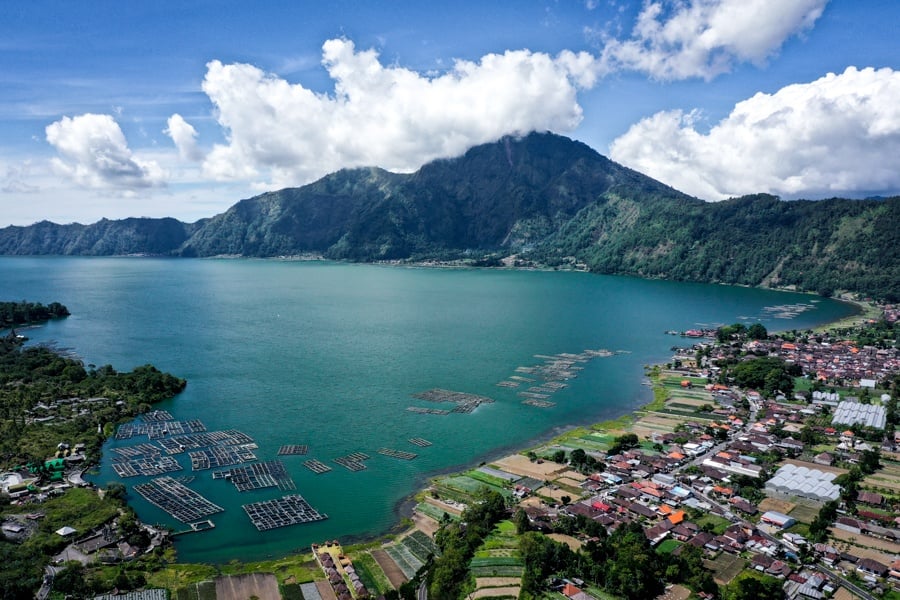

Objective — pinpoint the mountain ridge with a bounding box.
[2,132,897,300]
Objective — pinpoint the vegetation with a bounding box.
[0,332,186,466]
[727,356,801,398]
[0,301,69,329]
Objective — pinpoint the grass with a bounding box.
[656,539,682,554]
[695,514,730,535]
[353,552,392,595]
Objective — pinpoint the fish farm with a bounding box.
[277,444,309,456]
[409,438,432,447]
[303,459,332,474]
[406,406,450,415]
[496,349,619,408]
[189,444,258,470]
[242,494,327,531]
[212,460,296,492]
[334,452,370,472]
[134,476,224,523]
[377,448,417,460]
[411,388,495,413]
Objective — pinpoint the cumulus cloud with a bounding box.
[45,113,165,190]
[609,66,900,199]
[199,38,596,187]
[600,0,828,80]
[164,114,203,161]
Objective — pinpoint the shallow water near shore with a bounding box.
[1,257,858,562]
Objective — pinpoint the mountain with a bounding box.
[0,217,202,256]
[0,132,897,300]
[178,133,694,259]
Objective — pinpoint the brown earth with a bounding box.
[471,585,520,598]
[214,573,280,600]
[372,548,407,589]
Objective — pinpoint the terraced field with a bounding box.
[469,521,523,596]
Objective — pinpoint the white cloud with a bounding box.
[600,0,828,80]
[609,66,900,199]
[1,160,39,194]
[164,114,203,161]
[45,113,165,190]
[200,38,593,188]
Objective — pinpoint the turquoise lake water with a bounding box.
[0,257,858,563]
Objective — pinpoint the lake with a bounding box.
[0,257,858,562]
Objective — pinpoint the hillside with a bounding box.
[0,132,897,300]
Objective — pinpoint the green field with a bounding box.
[656,539,682,554]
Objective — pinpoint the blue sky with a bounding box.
[1,0,898,226]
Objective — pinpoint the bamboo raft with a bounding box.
[133,476,224,523]
[411,389,495,414]
[409,437,432,447]
[112,455,182,478]
[277,444,309,456]
[334,452,370,472]
[378,448,417,460]
[214,460,296,492]
[406,406,450,415]
[242,494,327,531]
[189,444,257,471]
[303,459,332,474]
[522,399,556,408]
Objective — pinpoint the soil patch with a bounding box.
[214,573,280,600]
[492,454,568,480]
[372,548,407,589]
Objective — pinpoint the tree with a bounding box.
[603,521,665,600]
[724,574,784,600]
[747,323,768,340]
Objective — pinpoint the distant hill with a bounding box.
[1,132,897,300]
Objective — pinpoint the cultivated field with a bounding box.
[492,454,569,480]
[704,554,746,586]
[214,573,280,600]
[759,497,797,514]
[371,548,407,589]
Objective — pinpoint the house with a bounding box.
[760,511,796,529]
[857,558,889,578]
[813,452,833,466]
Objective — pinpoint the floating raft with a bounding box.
[112,455,182,478]
[214,460,296,492]
[409,437,432,447]
[116,418,207,441]
[242,494,327,531]
[518,391,550,400]
[406,406,450,415]
[334,452,370,472]
[134,476,224,523]
[190,519,215,531]
[277,444,309,456]
[142,410,175,422]
[189,444,257,471]
[412,389,494,414]
[522,399,556,408]
[303,459,332,474]
[378,448,417,460]
[496,380,520,388]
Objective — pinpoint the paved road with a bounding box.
[813,564,877,600]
